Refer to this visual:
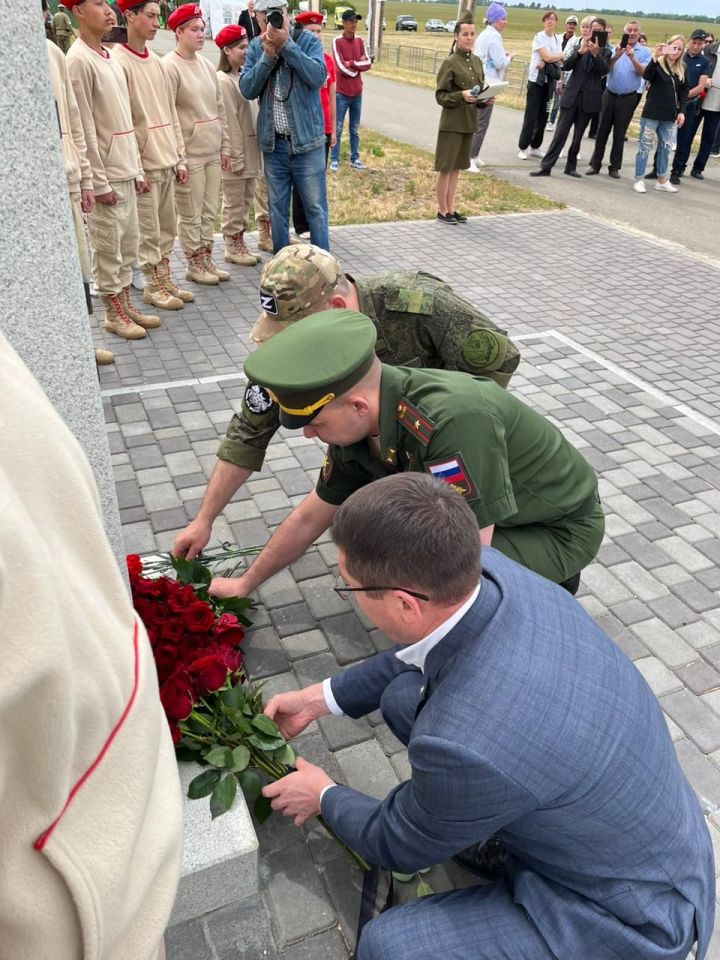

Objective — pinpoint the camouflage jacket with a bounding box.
[218,271,521,470]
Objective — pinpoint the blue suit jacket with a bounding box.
[323,548,715,960]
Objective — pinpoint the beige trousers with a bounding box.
[221,174,257,238]
[136,167,177,270]
[86,179,139,296]
[254,174,269,221]
[175,159,221,255]
[69,190,91,282]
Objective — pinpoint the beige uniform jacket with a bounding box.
[0,332,183,959]
[162,50,230,164]
[217,69,262,178]
[46,38,93,192]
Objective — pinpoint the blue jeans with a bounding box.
[263,138,329,252]
[331,92,362,163]
[635,118,675,179]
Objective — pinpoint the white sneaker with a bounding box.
[633,180,646,193]
[468,158,484,173]
[517,150,528,160]
[528,148,545,158]
[545,121,554,131]
[655,180,678,192]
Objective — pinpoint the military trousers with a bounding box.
[136,167,177,270]
[220,173,257,238]
[254,173,269,221]
[68,190,91,283]
[86,178,139,297]
[491,497,605,585]
[174,159,221,256]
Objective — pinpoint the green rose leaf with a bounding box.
[248,732,286,752]
[391,872,415,883]
[274,744,296,767]
[205,746,232,768]
[251,714,282,738]
[171,555,212,587]
[223,685,246,710]
[187,768,221,800]
[416,879,434,898]
[215,596,255,625]
[229,744,251,773]
[239,768,262,800]
[210,773,238,819]
[253,793,273,824]
[174,744,201,763]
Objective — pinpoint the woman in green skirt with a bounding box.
[434,14,485,224]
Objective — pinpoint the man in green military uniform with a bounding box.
[208,309,604,601]
[53,2,75,52]
[172,243,521,559]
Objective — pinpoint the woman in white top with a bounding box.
[469,2,514,171]
[517,10,564,159]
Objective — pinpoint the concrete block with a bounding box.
[262,843,336,946]
[631,618,697,668]
[299,574,352,620]
[335,740,400,800]
[204,896,281,960]
[661,690,720,754]
[170,762,259,924]
[610,562,669,602]
[634,656,683,697]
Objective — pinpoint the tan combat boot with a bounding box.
[202,244,230,281]
[161,256,194,302]
[121,286,161,329]
[186,248,219,285]
[95,348,115,365]
[142,264,184,310]
[102,293,146,340]
[224,233,260,266]
[256,217,273,253]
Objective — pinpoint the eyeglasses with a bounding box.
[332,573,430,602]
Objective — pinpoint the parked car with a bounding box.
[425,19,445,32]
[395,15,417,31]
[445,20,457,32]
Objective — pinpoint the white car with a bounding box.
[445,20,457,32]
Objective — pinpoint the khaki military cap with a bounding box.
[250,244,343,344]
[244,309,377,428]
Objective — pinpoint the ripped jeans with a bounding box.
[635,117,676,180]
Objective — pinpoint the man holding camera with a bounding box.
[586,19,651,178]
[240,0,329,252]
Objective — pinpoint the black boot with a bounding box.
[560,572,581,595]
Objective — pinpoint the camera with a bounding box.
[268,9,284,28]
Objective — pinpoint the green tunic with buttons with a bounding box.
[218,271,521,471]
[315,365,605,583]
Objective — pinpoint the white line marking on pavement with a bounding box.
[516,329,720,439]
[101,371,246,398]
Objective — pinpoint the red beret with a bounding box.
[167,4,204,30]
[214,24,247,47]
[61,0,85,9]
[294,11,323,25]
[117,0,148,12]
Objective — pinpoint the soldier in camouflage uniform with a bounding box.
[172,243,522,559]
[53,3,75,53]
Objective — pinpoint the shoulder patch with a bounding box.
[320,454,333,484]
[425,455,474,498]
[396,398,434,445]
[244,383,275,415]
[461,329,503,373]
[386,288,434,316]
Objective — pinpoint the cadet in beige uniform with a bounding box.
[66,0,161,339]
[163,3,231,285]
[215,24,264,266]
[113,0,194,310]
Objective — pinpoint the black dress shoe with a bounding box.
[585,167,600,175]
[530,169,550,177]
[670,173,681,185]
[560,572,581,595]
[453,838,508,881]
[452,210,468,222]
[564,169,581,178]
[608,169,620,179]
[644,170,658,180]
[690,170,704,180]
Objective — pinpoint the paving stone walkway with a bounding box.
[98,212,720,959]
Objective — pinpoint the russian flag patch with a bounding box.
[426,455,474,497]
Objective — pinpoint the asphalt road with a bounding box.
[148,30,717,258]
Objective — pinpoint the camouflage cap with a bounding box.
[250,244,343,344]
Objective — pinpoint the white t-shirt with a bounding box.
[529,30,561,84]
[704,55,720,112]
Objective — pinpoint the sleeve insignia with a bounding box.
[320,453,333,484]
[244,383,275,414]
[461,329,505,373]
[425,454,474,497]
[396,399,434,445]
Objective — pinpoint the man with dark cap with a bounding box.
[330,8,371,171]
[208,309,603,600]
[53,2,76,52]
[172,244,521,561]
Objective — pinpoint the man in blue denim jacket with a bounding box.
[240,0,329,252]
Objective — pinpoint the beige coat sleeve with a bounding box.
[67,55,111,195]
[214,64,231,156]
[63,57,93,191]
[219,73,244,168]
[167,69,187,170]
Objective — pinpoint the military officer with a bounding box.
[208,309,604,600]
[172,244,521,559]
[53,2,75,52]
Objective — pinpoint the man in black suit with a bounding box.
[531,17,610,177]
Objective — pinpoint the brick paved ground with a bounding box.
[98,212,720,959]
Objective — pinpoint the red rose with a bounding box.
[188,654,229,694]
[170,724,182,744]
[126,554,143,578]
[167,584,194,613]
[133,577,164,599]
[184,601,215,634]
[215,613,239,632]
[159,675,195,721]
[215,646,242,673]
[214,626,245,648]
[160,619,186,643]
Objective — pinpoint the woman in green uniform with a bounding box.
[434,14,485,225]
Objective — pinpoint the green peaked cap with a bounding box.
[243,308,378,428]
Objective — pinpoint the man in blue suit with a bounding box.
[263,474,715,960]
